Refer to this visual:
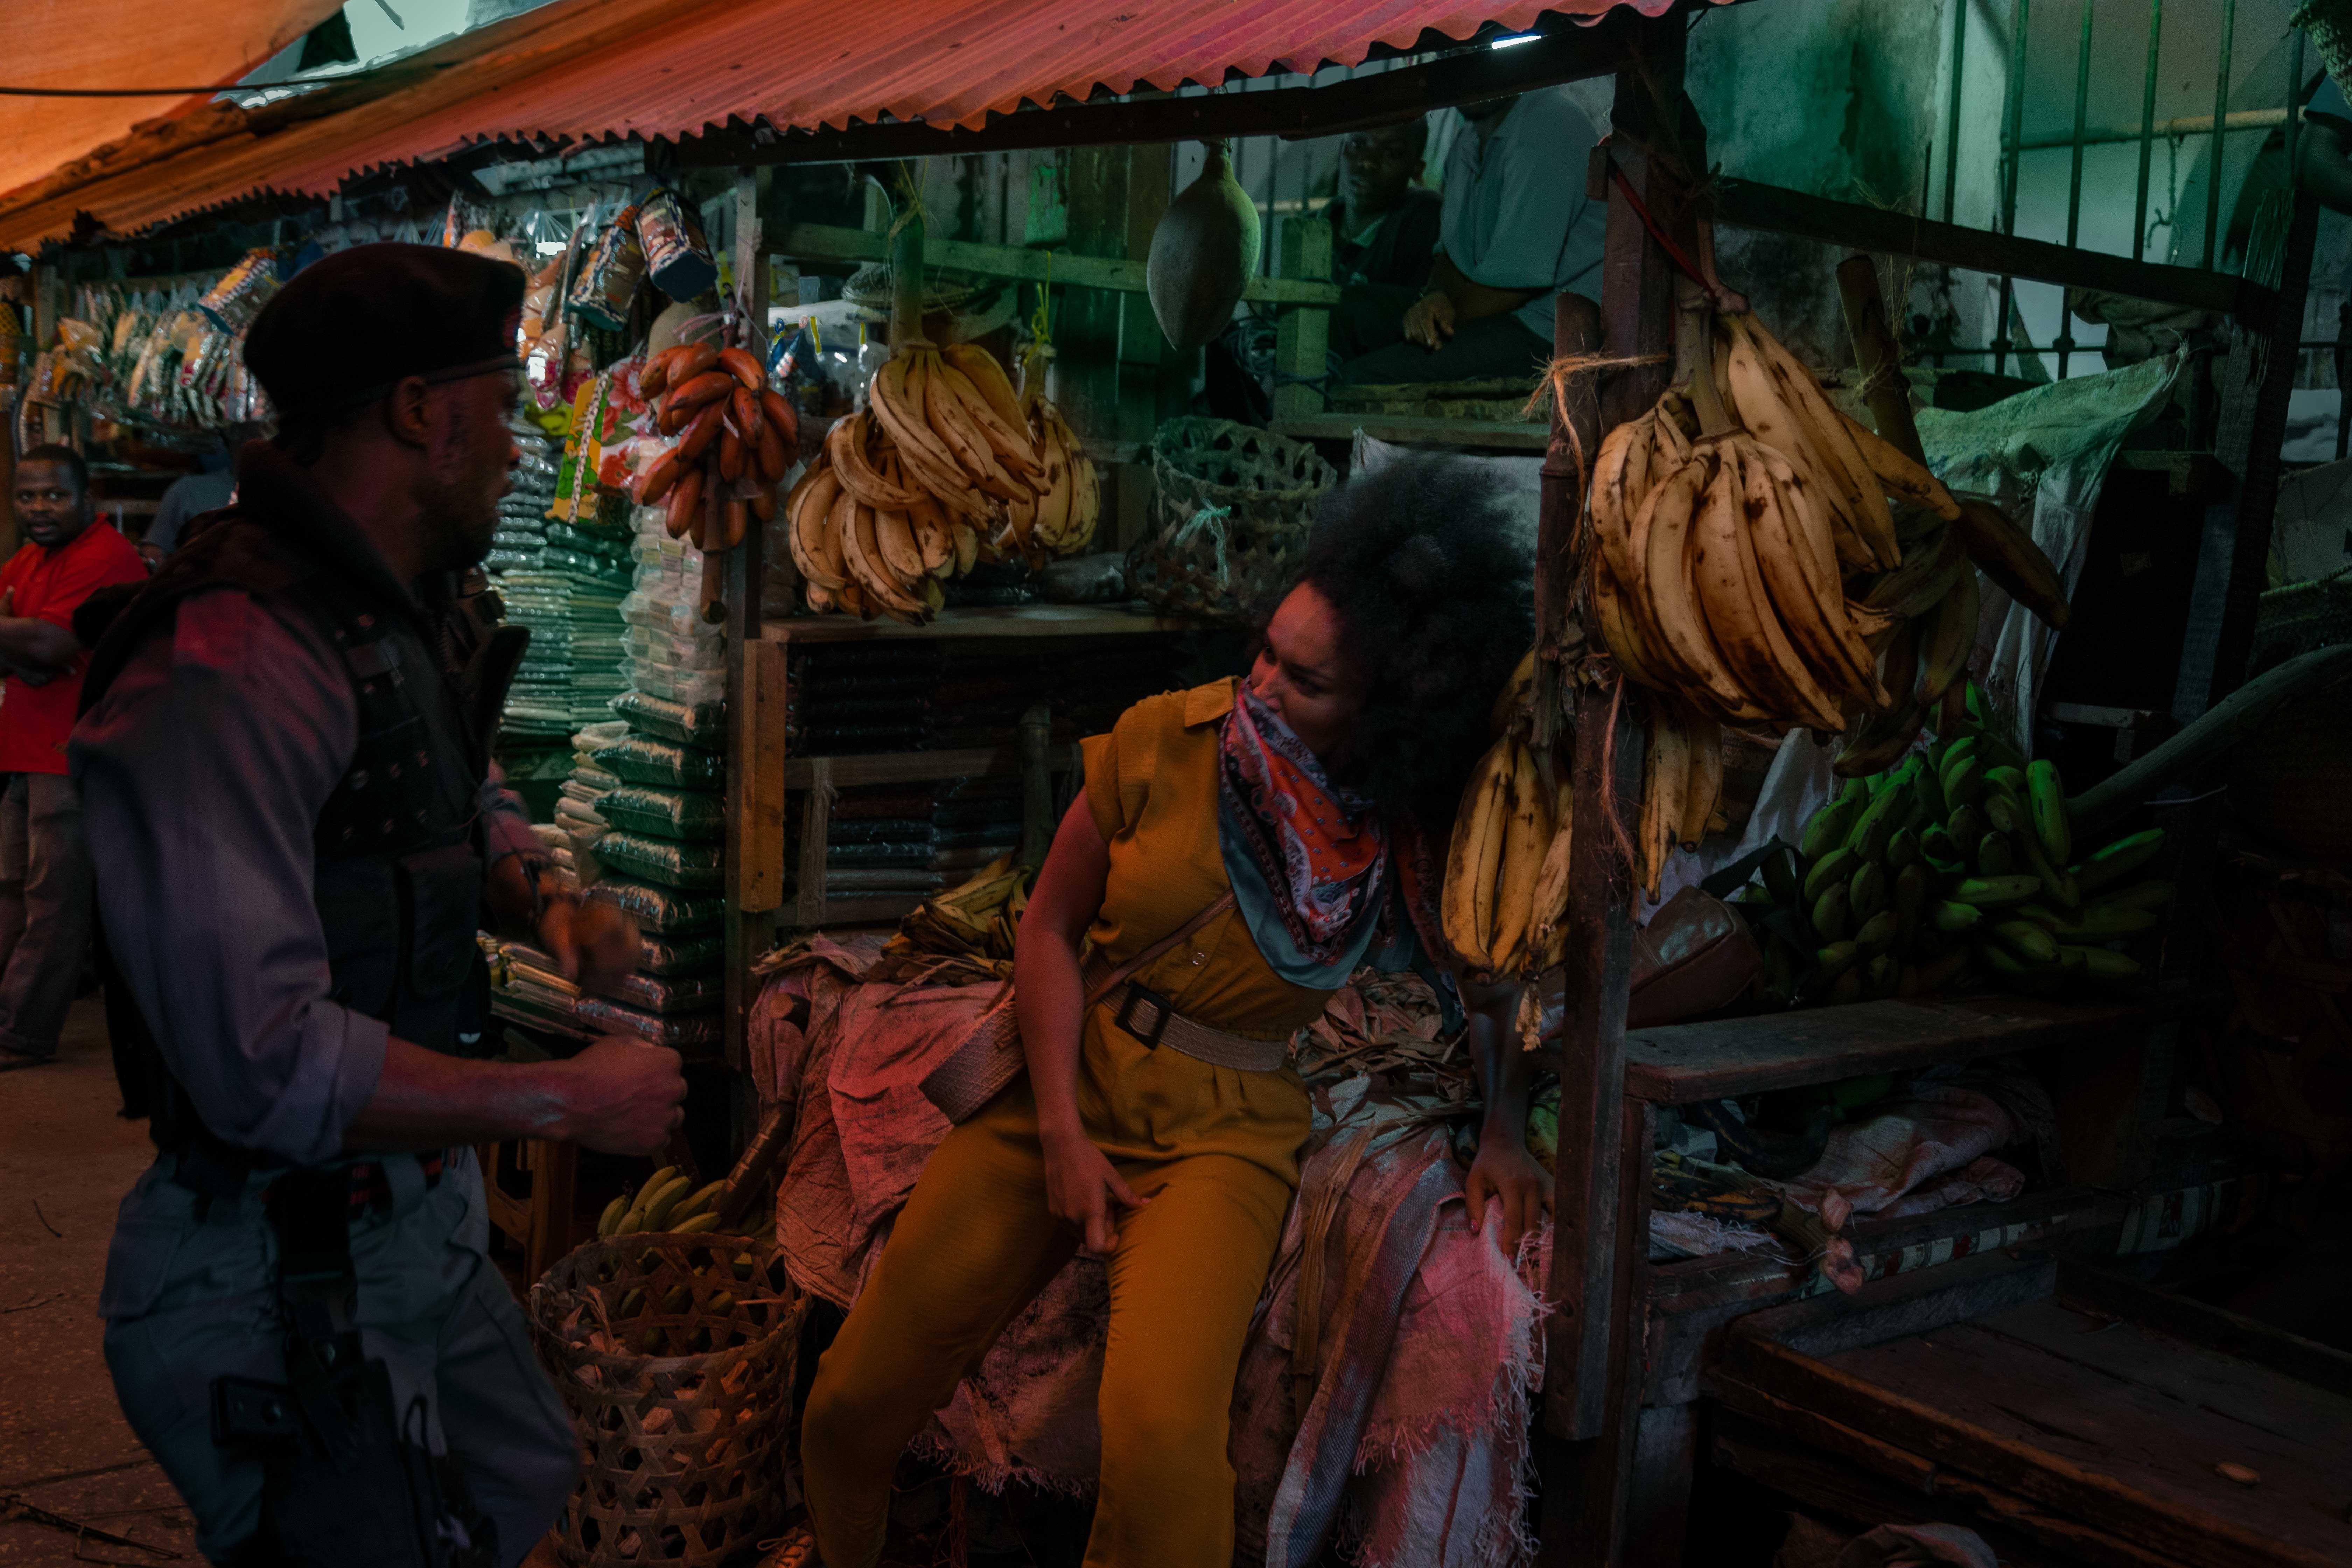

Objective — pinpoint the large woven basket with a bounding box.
[1127,417,1337,621]
[2297,1,2352,107]
[531,1234,807,1568]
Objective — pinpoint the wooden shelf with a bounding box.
[1624,995,2167,1105]
[762,602,1204,643]
[1271,413,1550,451]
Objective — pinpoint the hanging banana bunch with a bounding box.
[1442,651,1577,978]
[1588,297,2073,868]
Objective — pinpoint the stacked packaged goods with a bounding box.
[620,503,726,706]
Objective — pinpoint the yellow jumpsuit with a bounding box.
[802,679,1331,1568]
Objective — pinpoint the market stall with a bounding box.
[7,0,2352,1564]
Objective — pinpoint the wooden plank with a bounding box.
[1271,214,1334,423]
[1623,995,2163,1104]
[2171,189,2323,720]
[1710,1382,1939,1494]
[524,1138,579,1284]
[1732,1252,2057,1364]
[673,11,1646,166]
[1268,412,1550,451]
[2056,1262,2352,1400]
[1714,177,2275,329]
[1717,1329,2351,1568]
[735,639,789,912]
[1712,1422,2193,1568]
[770,220,1342,306]
[782,743,1084,790]
[722,163,772,1075]
[1622,1403,1700,1568]
[759,602,1199,642]
[794,756,832,929]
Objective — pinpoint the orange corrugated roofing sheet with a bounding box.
[0,0,345,208]
[2,0,1677,249]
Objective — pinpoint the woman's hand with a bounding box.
[1465,1126,1552,1258]
[1041,1125,1147,1255]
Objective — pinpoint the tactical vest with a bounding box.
[78,502,528,1156]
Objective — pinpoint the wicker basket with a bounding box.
[2297,1,2352,106]
[530,1234,808,1568]
[1127,417,1338,621]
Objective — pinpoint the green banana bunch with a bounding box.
[1737,690,2172,1010]
[597,1169,742,1238]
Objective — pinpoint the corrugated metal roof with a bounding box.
[1,0,1681,249]
[0,0,345,214]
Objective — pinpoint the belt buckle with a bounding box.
[1113,983,1174,1049]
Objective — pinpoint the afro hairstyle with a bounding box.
[1276,455,1534,834]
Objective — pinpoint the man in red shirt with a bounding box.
[0,445,146,1068]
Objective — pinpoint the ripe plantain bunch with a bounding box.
[887,853,1034,967]
[1592,306,2072,881]
[782,339,1096,625]
[1441,653,1576,978]
[1010,339,1103,561]
[1733,695,2172,1007]
[632,340,799,551]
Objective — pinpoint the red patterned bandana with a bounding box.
[1218,686,1388,966]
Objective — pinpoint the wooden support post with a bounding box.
[1541,18,1688,1568]
[795,755,833,929]
[1272,215,1335,424]
[723,165,773,1075]
[1835,254,1926,464]
[2173,188,2322,719]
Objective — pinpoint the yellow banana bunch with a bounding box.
[785,337,1098,619]
[1636,703,1728,899]
[597,1167,737,1238]
[1441,676,1575,976]
[1587,302,2067,785]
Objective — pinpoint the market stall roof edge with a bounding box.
[0,0,1700,252]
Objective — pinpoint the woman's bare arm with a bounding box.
[1458,971,1549,1253]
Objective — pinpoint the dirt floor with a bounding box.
[0,996,198,1565]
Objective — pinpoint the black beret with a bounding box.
[244,242,525,416]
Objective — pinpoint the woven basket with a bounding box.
[530,1234,807,1568]
[1127,418,1337,621]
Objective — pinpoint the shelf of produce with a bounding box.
[1269,413,1550,451]
[760,603,1201,642]
[1624,994,2169,1105]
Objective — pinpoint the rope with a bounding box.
[1518,350,1669,517]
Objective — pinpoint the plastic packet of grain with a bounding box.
[573,995,722,1051]
[639,933,726,976]
[591,734,726,790]
[594,831,724,890]
[598,784,725,843]
[584,877,725,934]
[584,968,723,1015]
[609,689,727,751]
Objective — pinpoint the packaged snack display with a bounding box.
[636,190,719,302]
[568,206,646,331]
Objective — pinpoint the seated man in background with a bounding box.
[1325,120,1445,362]
[0,445,146,1069]
[1337,88,1608,386]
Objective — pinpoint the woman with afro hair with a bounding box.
[802,457,1544,1568]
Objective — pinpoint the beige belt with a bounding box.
[1098,980,1290,1073]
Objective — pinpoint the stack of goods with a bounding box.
[57,251,276,436]
[806,778,1026,901]
[489,413,575,746]
[621,503,726,707]
[783,334,1098,624]
[577,690,729,1053]
[782,638,1180,755]
[1578,303,2068,897]
[553,719,629,888]
[1727,698,2172,1004]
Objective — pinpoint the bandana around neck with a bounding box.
[1217,686,1389,968]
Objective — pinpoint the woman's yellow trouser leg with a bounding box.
[801,1104,1292,1568]
[801,1097,1077,1568]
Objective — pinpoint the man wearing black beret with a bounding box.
[69,243,686,1566]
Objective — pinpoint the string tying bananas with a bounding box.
[783,337,1099,624]
[1442,652,1576,978]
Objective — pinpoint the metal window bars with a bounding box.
[1953,0,2302,382]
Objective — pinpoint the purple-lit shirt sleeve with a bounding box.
[69,588,388,1166]
[480,768,541,869]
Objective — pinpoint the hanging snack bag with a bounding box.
[637,189,720,303]
[197,248,280,334]
[567,205,646,332]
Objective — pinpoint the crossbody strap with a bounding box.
[1080,891,1237,1009]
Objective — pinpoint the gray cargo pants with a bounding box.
[0,770,95,1060]
[100,1146,579,1566]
